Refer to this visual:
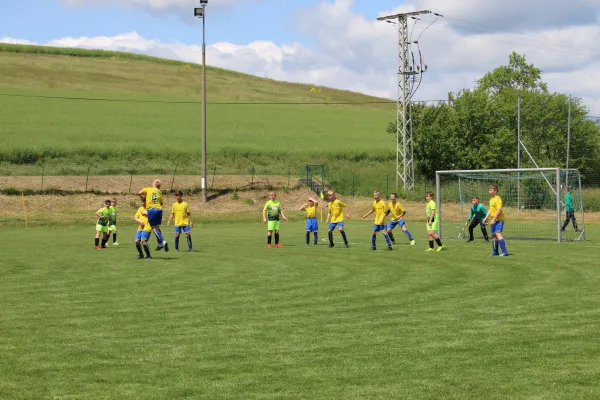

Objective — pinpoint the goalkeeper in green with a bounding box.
[561,186,579,232]
[466,196,489,242]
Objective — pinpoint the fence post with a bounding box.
[211,167,216,189]
[41,165,44,191]
[352,173,355,197]
[170,166,177,191]
[85,166,90,192]
[128,174,134,194]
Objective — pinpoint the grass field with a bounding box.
[0,47,396,183]
[1,220,600,399]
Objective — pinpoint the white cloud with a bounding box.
[61,0,258,14]
[3,0,600,114]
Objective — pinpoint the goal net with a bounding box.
[435,168,585,242]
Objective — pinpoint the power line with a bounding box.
[0,92,401,105]
[442,14,600,53]
[423,24,598,58]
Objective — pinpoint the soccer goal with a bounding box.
[435,168,585,242]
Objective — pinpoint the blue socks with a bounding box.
[372,235,376,247]
[498,239,507,254]
[175,235,180,250]
[154,229,165,244]
[314,232,318,244]
[492,240,499,254]
[384,234,391,246]
[405,230,414,241]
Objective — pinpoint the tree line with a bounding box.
[387,52,600,185]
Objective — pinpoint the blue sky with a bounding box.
[1,0,403,46]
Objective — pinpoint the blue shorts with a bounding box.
[306,218,318,232]
[135,231,151,241]
[329,221,344,231]
[147,208,163,227]
[373,224,386,232]
[175,225,191,234]
[490,221,505,235]
[388,220,405,230]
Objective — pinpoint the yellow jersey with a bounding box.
[171,201,191,226]
[305,205,317,219]
[328,199,347,223]
[489,195,505,222]
[371,199,387,225]
[142,187,163,210]
[388,201,405,221]
[135,206,152,232]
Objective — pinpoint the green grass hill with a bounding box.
[0,44,396,192]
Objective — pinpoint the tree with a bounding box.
[386,52,600,185]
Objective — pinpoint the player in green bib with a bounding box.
[262,191,288,247]
[107,198,119,246]
[94,199,113,249]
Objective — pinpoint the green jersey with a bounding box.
[108,206,118,224]
[565,192,574,212]
[426,200,436,222]
[264,200,282,221]
[96,206,111,226]
[468,204,488,221]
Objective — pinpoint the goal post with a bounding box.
[435,168,585,243]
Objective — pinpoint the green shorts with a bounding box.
[108,224,117,232]
[426,220,438,232]
[96,224,108,233]
[267,220,281,231]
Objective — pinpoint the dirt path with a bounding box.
[0,174,294,193]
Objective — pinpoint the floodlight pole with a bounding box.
[201,3,207,203]
[378,10,431,190]
[194,1,208,203]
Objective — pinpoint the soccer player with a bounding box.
[107,197,119,246]
[262,191,288,248]
[134,200,152,259]
[466,196,490,243]
[300,197,319,245]
[425,191,444,252]
[167,190,194,252]
[362,191,392,251]
[561,186,579,232]
[325,190,350,248]
[385,192,415,246]
[483,184,508,256]
[138,179,169,252]
[94,199,112,249]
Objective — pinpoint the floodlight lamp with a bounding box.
[194,7,204,17]
[200,0,208,4]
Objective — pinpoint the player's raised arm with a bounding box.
[300,203,308,211]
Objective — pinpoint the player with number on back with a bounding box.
[466,196,489,243]
[138,179,169,252]
[483,184,508,256]
[362,191,392,251]
[385,192,415,246]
